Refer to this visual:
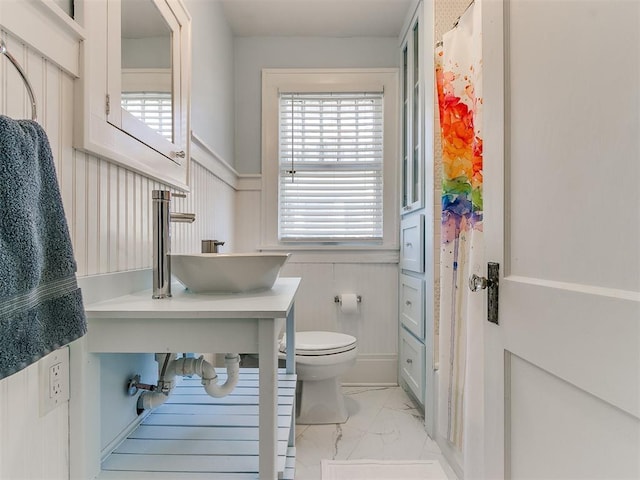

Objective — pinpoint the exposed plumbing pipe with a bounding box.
[200,354,241,398]
[137,353,241,411]
[137,353,177,410]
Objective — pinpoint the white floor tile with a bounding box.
[296,423,363,464]
[420,433,443,456]
[295,424,310,440]
[348,405,430,460]
[342,398,385,432]
[294,386,458,480]
[343,386,394,411]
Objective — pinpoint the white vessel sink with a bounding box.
[170,253,290,294]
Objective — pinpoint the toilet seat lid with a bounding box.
[280,331,357,356]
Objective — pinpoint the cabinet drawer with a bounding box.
[400,214,424,272]
[400,274,424,339]
[400,327,425,404]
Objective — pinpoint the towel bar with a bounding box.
[0,39,38,121]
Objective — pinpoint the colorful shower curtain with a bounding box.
[436,2,484,476]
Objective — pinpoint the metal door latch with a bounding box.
[469,262,500,325]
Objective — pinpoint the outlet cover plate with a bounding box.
[39,347,70,416]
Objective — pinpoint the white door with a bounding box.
[482,1,640,478]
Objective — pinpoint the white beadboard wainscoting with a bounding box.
[70,154,235,276]
[0,22,79,480]
[0,23,86,480]
[281,262,399,385]
[0,351,70,479]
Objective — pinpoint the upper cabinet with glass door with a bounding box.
[75,0,191,190]
[401,9,423,214]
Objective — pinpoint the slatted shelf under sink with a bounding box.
[98,368,297,480]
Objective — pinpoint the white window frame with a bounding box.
[261,68,399,254]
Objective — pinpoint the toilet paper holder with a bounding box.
[334,295,362,304]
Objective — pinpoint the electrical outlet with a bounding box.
[39,347,69,416]
[49,362,63,398]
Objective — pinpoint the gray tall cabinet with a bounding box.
[398,0,436,436]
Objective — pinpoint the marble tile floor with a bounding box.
[294,386,458,480]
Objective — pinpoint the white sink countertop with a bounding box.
[85,277,301,319]
[83,276,301,354]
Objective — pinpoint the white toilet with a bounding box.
[279,331,357,425]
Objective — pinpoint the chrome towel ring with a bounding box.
[0,39,38,122]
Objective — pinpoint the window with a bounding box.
[279,92,383,242]
[121,92,173,141]
[262,69,399,251]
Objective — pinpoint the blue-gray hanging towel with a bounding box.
[0,115,86,380]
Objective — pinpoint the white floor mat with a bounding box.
[321,459,449,480]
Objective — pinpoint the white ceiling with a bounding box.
[219,0,416,37]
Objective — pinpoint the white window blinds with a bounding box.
[279,92,384,242]
[121,92,173,141]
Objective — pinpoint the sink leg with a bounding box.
[285,305,296,448]
[258,320,278,479]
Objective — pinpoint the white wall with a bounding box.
[233,35,402,384]
[122,37,171,69]
[0,2,237,475]
[185,0,235,165]
[233,36,399,174]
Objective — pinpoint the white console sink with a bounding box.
[169,253,290,294]
[83,277,301,480]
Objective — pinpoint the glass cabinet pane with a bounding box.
[402,45,409,208]
[412,22,420,203]
[401,15,423,214]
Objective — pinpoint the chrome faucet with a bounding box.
[152,190,195,299]
[201,240,225,253]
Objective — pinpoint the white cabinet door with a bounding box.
[400,327,425,404]
[400,274,424,339]
[482,1,640,478]
[400,214,424,273]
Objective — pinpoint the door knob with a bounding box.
[469,274,491,292]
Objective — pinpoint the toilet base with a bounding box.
[296,377,349,425]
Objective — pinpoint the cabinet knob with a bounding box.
[406,358,413,364]
[174,150,186,159]
[405,242,412,247]
[405,300,412,306]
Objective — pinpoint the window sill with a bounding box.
[258,245,399,264]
